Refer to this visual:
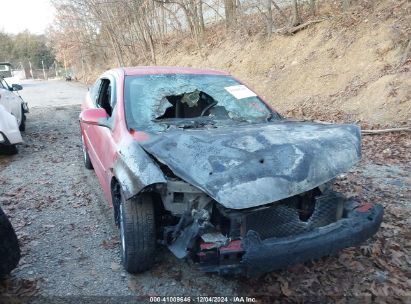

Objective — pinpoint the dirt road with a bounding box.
[0,80,410,302]
[19,79,87,108]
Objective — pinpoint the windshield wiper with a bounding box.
[179,119,216,129]
[200,101,218,116]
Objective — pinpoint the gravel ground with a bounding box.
[0,80,410,303]
[18,79,87,108]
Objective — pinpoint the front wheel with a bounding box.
[119,193,156,273]
[81,135,93,170]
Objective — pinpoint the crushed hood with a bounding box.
[140,121,361,209]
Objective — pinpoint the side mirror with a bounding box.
[79,108,111,128]
[11,84,23,91]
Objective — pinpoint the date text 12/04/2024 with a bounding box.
[149,296,257,303]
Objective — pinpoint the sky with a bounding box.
[0,0,55,34]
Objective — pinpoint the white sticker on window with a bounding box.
[225,85,257,99]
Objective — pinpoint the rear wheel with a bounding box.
[119,193,156,273]
[0,145,18,155]
[81,135,93,169]
[0,206,21,276]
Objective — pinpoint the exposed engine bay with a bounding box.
[151,173,382,276]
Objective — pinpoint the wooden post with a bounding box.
[54,61,58,77]
[29,61,34,79]
[41,60,47,80]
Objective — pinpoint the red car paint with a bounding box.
[219,240,243,253]
[356,203,374,213]
[80,66,276,206]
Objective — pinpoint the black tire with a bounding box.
[119,193,156,273]
[0,145,18,155]
[81,135,93,170]
[19,107,26,132]
[0,206,21,276]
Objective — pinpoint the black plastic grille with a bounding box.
[244,193,343,239]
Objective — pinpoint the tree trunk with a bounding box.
[198,0,206,33]
[310,0,316,16]
[272,0,288,23]
[291,0,302,27]
[266,0,273,36]
[224,0,236,28]
[342,0,351,11]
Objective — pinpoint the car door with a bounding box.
[81,78,101,166]
[85,76,118,199]
[0,79,22,126]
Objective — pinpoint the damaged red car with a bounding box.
[79,66,383,276]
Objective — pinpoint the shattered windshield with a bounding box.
[124,74,278,131]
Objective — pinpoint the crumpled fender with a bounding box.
[0,105,22,145]
[113,140,166,199]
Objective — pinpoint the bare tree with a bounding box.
[291,0,302,26]
[224,0,237,28]
[266,0,273,35]
[342,0,351,11]
[310,0,317,16]
[50,0,332,76]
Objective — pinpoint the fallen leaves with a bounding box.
[0,277,39,297]
[279,281,292,297]
[43,224,55,229]
[127,279,142,292]
[362,132,411,167]
[101,236,120,250]
[111,262,121,272]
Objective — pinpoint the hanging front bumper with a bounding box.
[198,202,383,276]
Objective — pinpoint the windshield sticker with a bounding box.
[224,85,257,99]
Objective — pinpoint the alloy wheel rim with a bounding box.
[81,136,87,163]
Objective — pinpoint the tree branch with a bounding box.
[273,19,324,35]
[361,128,411,135]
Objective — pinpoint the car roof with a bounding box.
[114,66,230,76]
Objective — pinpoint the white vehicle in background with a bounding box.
[0,63,21,86]
[0,77,29,154]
